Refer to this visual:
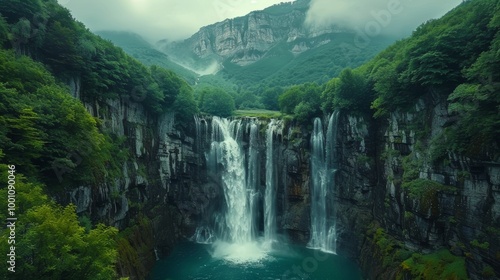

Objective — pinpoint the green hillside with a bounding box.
[281,0,499,156]
[96,31,198,84]
[0,1,199,278]
[220,33,394,89]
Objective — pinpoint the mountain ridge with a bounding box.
[96,30,199,84]
[158,0,392,88]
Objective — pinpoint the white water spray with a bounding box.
[264,119,279,243]
[308,112,339,254]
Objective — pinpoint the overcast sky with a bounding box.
[306,0,462,37]
[58,0,287,41]
[58,0,462,42]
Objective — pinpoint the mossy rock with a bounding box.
[403,179,456,218]
[401,249,468,280]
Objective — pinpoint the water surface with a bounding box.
[148,241,362,280]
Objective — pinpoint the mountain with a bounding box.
[97,31,198,84]
[1,0,500,279]
[158,0,394,88]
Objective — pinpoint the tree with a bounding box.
[278,83,321,122]
[320,78,338,113]
[332,68,371,113]
[294,101,315,124]
[278,85,304,114]
[261,86,282,110]
[0,16,9,47]
[173,84,199,124]
[11,204,118,280]
[150,65,181,106]
[0,166,118,280]
[0,0,44,24]
[0,50,126,186]
[199,87,235,117]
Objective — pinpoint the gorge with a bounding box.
[70,88,497,279]
[0,0,499,279]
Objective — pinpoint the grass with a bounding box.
[401,249,468,280]
[234,109,282,119]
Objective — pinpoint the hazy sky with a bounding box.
[306,0,462,37]
[58,0,287,41]
[58,0,462,42]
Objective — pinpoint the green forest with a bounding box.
[0,0,198,278]
[0,0,499,279]
[279,0,500,157]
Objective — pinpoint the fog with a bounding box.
[58,0,462,43]
[306,0,463,37]
[58,0,288,42]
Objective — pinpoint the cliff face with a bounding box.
[339,98,500,279]
[67,77,212,279]
[159,0,344,68]
[68,75,499,279]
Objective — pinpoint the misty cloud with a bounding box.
[59,0,463,44]
[58,0,286,42]
[306,0,463,37]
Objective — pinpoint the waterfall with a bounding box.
[308,112,339,254]
[247,120,260,238]
[194,115,202,153]
[264,120,278,243]
[154,247,160,261]
[209,117,253,243]
[325,111,339,254]
[194,116,302,262]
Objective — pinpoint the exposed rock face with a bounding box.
[341,97,500,279]
[67,75,499,279]
[65,78,215,279]
[159,0,345,68]
[335,114,377,259]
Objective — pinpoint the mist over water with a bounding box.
[148,242,363,280]
[174,116,361,279]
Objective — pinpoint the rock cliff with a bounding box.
[67,77,209,279]
[338,97,500,279]
[68,76,499,279]
[159,0,347,68]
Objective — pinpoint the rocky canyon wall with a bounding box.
[67,77,499,279]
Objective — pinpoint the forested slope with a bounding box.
[0,0,199,278]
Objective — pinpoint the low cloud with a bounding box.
[306,0,462,37]
[58,0,285,42]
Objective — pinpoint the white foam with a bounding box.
[211,241,269,264]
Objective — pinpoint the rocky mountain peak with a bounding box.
[158,0,345,68]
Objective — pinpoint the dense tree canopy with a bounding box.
[316,0,499,157]
[278,82,322,123]
[0,0,499,278]
[0,0,199,117]
[199,87,236,117]
[0,1,203,279]
[0,166,118,280]
[320,68,371,114]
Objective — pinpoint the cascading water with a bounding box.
[153,114,364,279]
[264,119,278,243]
[210,117,253,243]
[246,120,260,239]
[325,111,339,253]
[193,116,301,262]
[308,111,339,254]
[207,117,267,263]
